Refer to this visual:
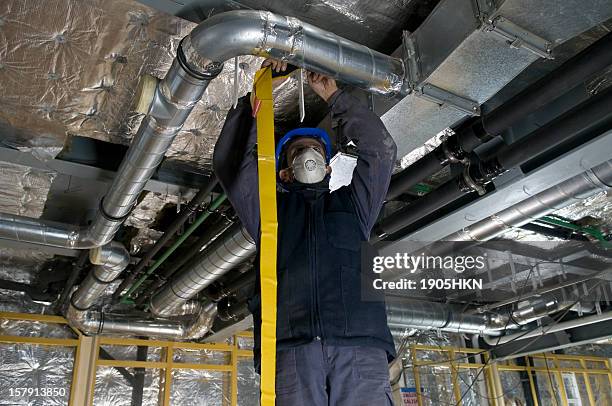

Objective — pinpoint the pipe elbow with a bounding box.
[65,305,101,335]
[90,242,130,273]
[181,303,218,340]
[184,10,405,95]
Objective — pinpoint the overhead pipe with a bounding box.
[443,160,612,241]
[373,87,612,240]
[483,310,612,346]
[183,10,406,96]
[386,31,612,200]
[67,302,218,340]
[149,223,256,317]
[386,296,573,335]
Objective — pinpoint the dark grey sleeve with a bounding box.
[329,90,397,239]
[212,95,260,243]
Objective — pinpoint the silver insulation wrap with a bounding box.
[150,225,256,317]
[0,162,56,219]
[184,10,406,96]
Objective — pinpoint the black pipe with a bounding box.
[483,85,612,178]
[373,178,471,239]
[217,298,250,322]
[386,149,449,200]
[204,270,256,302]
[386,31,612,200]
[56,250,90,313]
[113,175,218,302]
[131,345,148,406]
[374,86,612,240]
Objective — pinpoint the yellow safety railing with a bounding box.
[0,311,255,406]
[406,344,612,406]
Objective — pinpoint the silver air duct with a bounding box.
[183,10,406,96]
[443,160,612,241]
[67,302,218,340]
[150,224,256,317]
[386,295,572,335]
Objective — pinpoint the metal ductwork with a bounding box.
[150,224,256,317]
[70,243,131,311]
[380,0,612,158]
[386,295,573,335]
[67,302,218,340]
[442,160,612,241]
[183,10,407,96]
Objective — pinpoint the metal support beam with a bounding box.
[131,345,148,406]
[0,146,199,198]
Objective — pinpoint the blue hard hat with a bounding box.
[275,127,332,171]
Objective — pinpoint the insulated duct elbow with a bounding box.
[66,302,218,340]
[70,242,130,311]
[183,10,406,96]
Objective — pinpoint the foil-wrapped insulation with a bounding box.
[0,247,53,284]
[398,128,451,171]
[0,0,260,172]
[554,191,612,229]
[0,289,51,313]
[100,344,162,362]
[125,192,182,230]
[128,227,163,255]
[171,370,230,405]
[0,162,56,218]
[238,358,260,406]
[94,366,161,406]
[0,318,74,339]
[0,343,74,405]
[181,0,431,55]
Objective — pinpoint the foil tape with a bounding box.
[0,343,74,405]
[0,247,53,284]
[0,161,56,219]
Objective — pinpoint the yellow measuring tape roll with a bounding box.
[254,67,278,406]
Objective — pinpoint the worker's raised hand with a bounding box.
[307,72,338,102]
[261,58,288,73]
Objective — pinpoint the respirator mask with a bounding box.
[291,147,327,184]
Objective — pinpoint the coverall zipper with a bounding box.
[308,202,324,339]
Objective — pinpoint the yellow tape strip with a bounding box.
[254,67,278,406]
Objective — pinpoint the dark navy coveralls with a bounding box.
[213,89,398,406]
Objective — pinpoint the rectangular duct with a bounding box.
[381,0,612,158]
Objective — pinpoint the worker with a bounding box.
[213,58,397,405]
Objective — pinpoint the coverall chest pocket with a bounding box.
[324,211,361,252]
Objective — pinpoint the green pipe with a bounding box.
[121,193,227,302]
[539,215,611,247]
